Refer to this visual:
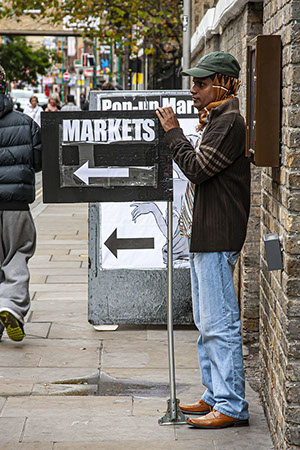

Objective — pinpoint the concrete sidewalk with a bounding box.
[0,202,273,449]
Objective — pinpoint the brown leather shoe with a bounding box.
[188,410,249,428]
[179,399,213,415]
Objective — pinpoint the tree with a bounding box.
[0,0,183,87]
[0,36,59,85]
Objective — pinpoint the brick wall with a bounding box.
[260,0,300,447]
[191,0,300,447]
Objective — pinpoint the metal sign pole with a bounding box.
[158,200,187,426]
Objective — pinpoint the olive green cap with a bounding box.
[181,51,240,79]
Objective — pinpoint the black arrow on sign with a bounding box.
[104,228,155,258]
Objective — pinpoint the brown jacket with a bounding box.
[165,98,250,253]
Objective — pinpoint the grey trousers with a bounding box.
[0,210,36,323]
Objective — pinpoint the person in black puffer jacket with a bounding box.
[0,65,41,342]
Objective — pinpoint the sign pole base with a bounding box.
[158,399,187,425]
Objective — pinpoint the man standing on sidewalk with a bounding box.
[0,65,42,342]
[156,52,250,429]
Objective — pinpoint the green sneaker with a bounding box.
[0,311,25,342]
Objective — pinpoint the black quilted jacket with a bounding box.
[0,93,42,210]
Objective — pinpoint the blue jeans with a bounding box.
[189,250,249,420]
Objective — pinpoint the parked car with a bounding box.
[11,89,33,112]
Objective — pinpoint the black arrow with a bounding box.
[104,228,155,258]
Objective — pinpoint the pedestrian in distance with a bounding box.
[101,81,115,90]
[45,93,60,112]
[80,92,86,107]
[80,92,89,111]
[0,65,42,342]
[23,95,43,127]
[61,94,81,111]
[156,51,251,429]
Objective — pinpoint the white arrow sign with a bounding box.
[74,161,129,185]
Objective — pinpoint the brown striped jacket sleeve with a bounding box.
[164,113,244,185]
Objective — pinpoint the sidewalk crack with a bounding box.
[97,340,103,395]
[0,397,7,415]
[19,416,28,442]
[131,396,134,416]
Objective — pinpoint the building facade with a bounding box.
[190,0,299,447]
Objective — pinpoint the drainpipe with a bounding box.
[182,0,191,90]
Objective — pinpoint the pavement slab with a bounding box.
[32,291,88,301]
[0,338,100,369]
[1,445,53,450]
[101,339,199,370]
[22,415,175,443]
[29,310,88,326]
[29,262,81,269]
[46,275,88,284]
[0,367,98,384]
[28,255,51,265]
[38,339,100,368]
[28,268,86,276]
[21,322,52,339]
[34,248,71,256]
[29,283,87,292]
[53,442,225,450]
[30,275,48,284]
[175,425,273,449]
[0,382,34,396]
[0,340,43,368]
[49,255,89,262]
[0,368,98,396]
[28,299,88,314]
[49,323,148,341]
[0,417,26,443]
[1,396,132,418]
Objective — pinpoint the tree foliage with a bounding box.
[0,35,59,85]
[1,0,183,79]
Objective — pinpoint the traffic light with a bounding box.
[57,40,62,58]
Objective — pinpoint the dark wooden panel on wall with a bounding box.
[246,35,281,167]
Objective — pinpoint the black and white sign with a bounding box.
[87,90,199,270]
[42,90,199,269]
[41,111,171,203]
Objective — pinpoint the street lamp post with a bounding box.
[93,37,97,89]
[109,45,113,82]
[117,41,121,85]
[61,38,65,103]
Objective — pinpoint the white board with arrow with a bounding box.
[101,201,166,269]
